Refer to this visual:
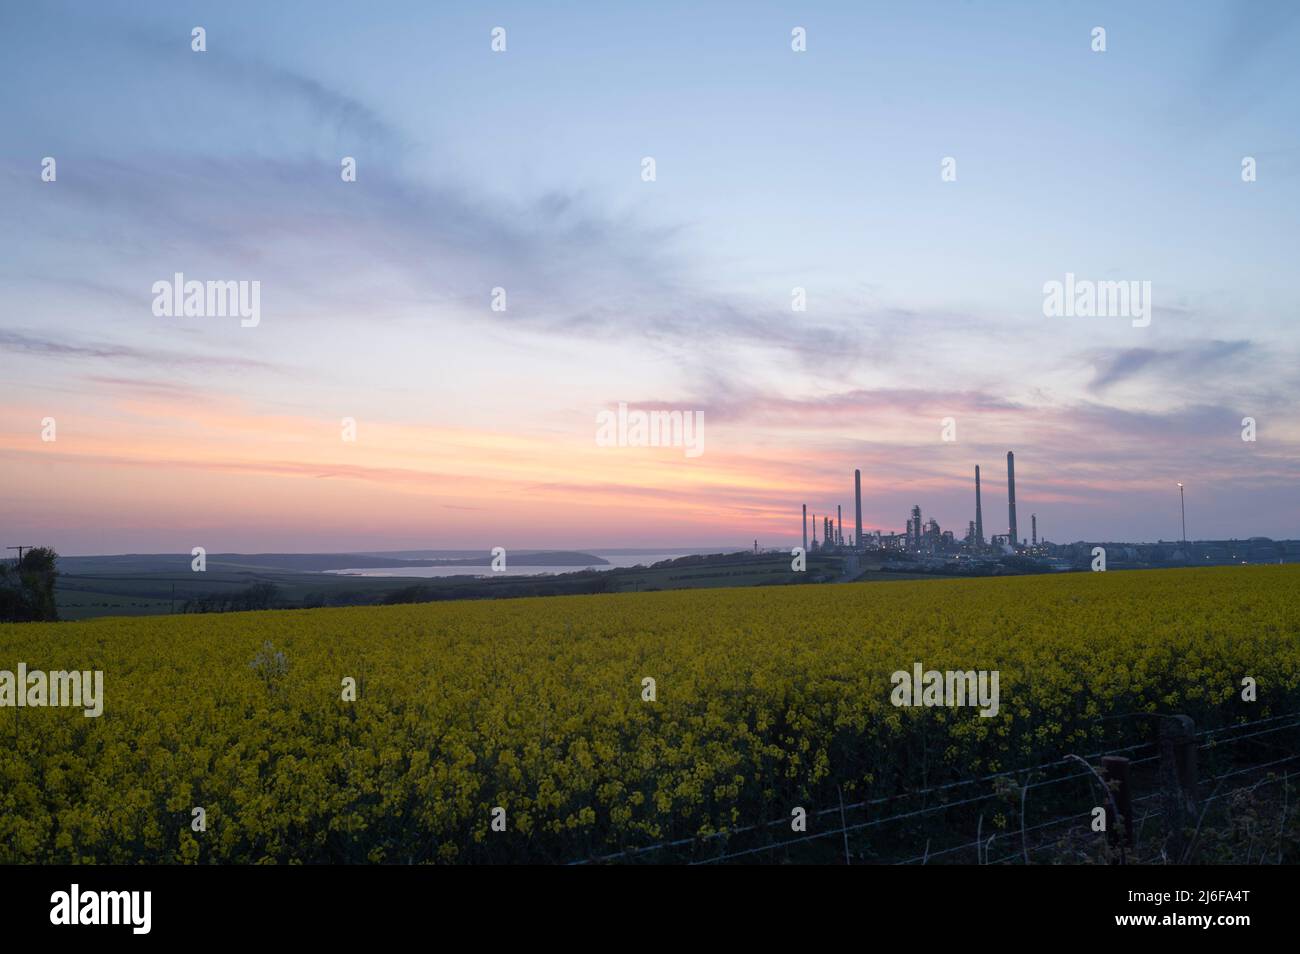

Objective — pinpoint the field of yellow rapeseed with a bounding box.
[1,565,1297,863]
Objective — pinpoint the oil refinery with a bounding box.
[798,453,1300,572]
[803,451,1036,560]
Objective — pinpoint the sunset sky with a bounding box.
[2,1,1298,555]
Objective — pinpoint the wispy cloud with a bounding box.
[2,3,1297,549]
[1087,340,1253,393]
[0,329,281,373]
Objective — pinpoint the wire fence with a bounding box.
[981,746,1300,867]
[568,710,1300,865]
[903,718,1300,866]
[1198,710,1299,738]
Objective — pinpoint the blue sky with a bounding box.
[1,1,1298,552]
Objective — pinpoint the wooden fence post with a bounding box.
[1100,755,1133,860]
[1160,714,1198,860]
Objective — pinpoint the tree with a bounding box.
[0,546,60,622]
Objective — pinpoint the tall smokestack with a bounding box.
[1007,451,1018,548]
[1032,513,1037,547]
[802,504,807,553]
[837,505,842,546]
[974,465,984,546]
[854,469,863,549]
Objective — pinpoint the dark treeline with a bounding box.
[378,573,618,606]
[182,581,281,614]
[172,573,621,615]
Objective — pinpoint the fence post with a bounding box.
[1100,755,1133,860]
[1160,714,1198,860]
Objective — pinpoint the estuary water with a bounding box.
[325,552,698,578]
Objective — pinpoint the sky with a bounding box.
[1,1,1298,555]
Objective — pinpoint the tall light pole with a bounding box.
[1177,482,1186,551]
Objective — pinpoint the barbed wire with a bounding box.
[1196,711,1300,739]
[903,789,1173,867]
[572,749,1120,865]
[1202,752,1300,788]
[984,759,1300,865]
[893,808,1095,865]
[571,746,1125,865]
[799,735,1159,822]
[986,794,1168,866]
[1198,718,1300,751]
[569,710,1299,865]
[986,758,1300,866]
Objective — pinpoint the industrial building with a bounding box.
[795,455,1297,572]
[800,449,1038,561]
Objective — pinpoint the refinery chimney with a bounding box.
[1007,451,1018,547]
[837,505,842,546]
[974,465,984,546]
[802,504,807,553]
[854,469,863,549]
[1032,513,1037,547]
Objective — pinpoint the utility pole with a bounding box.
[1177,483,1187,550]
[6,546,33,565]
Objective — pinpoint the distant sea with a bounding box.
[326,550,710,579]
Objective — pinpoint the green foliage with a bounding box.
[0,547,59,622]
